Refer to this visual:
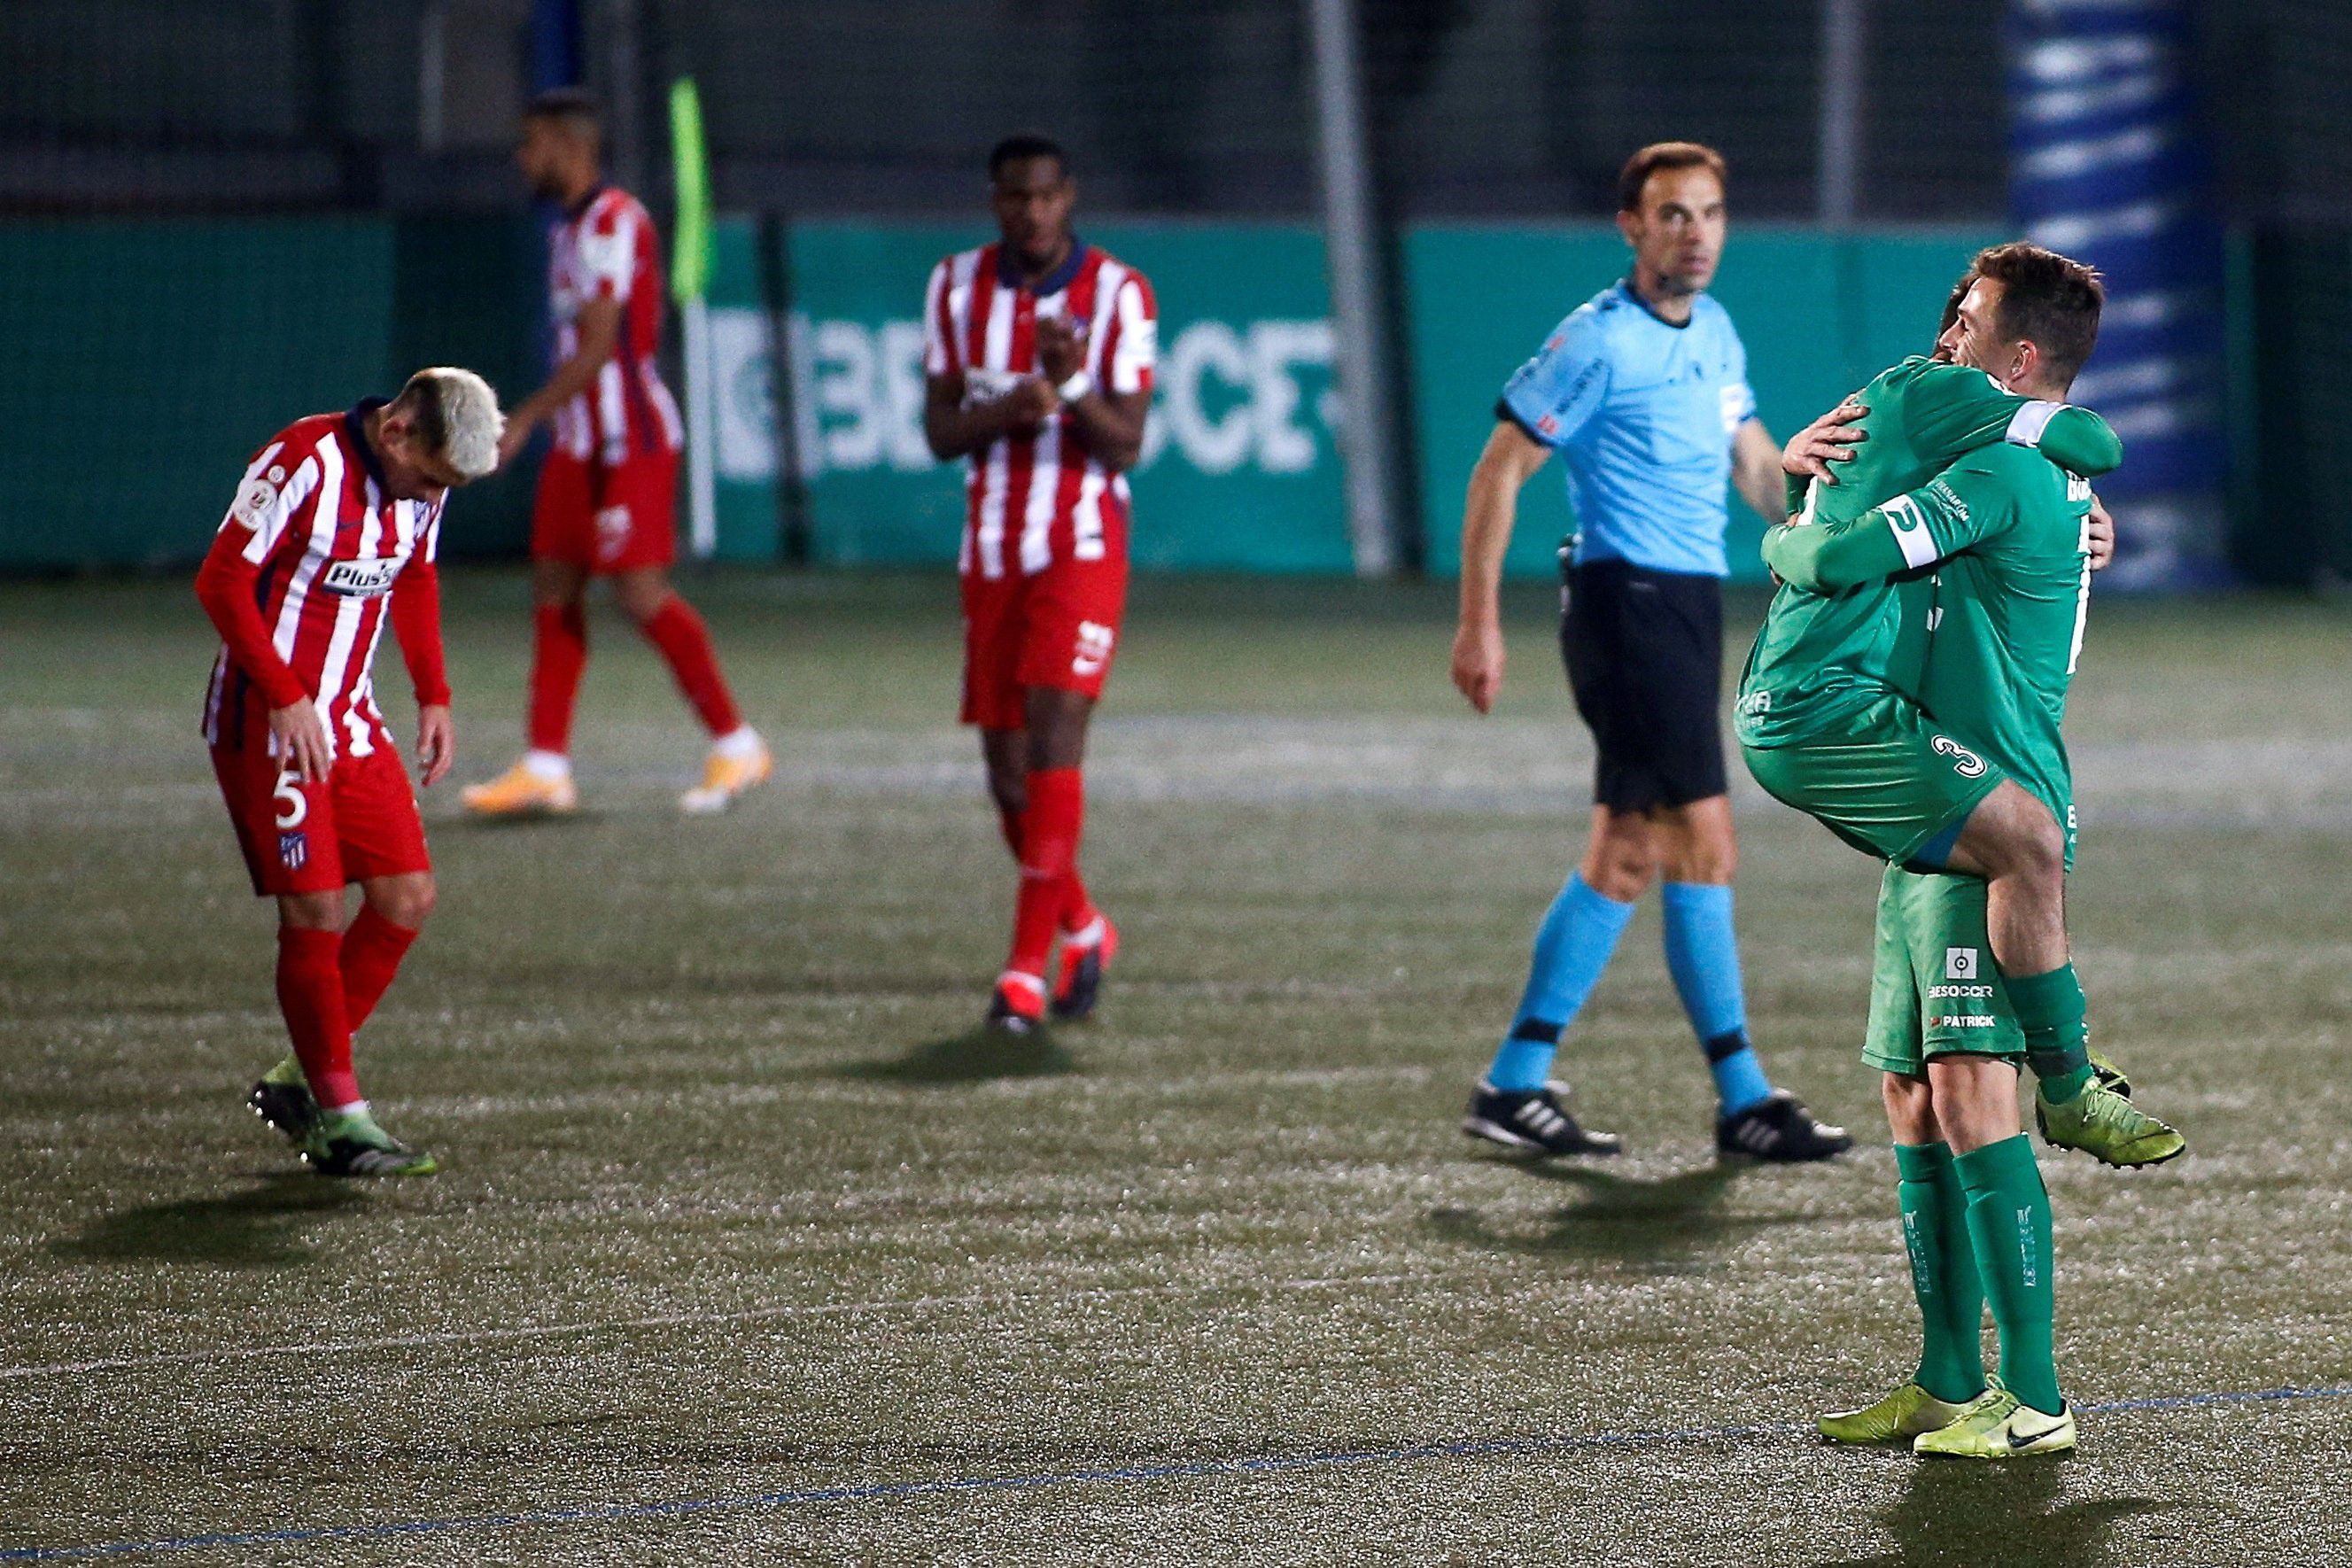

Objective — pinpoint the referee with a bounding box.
[1450,142,1852,1162]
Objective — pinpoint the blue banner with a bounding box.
[2007,0,2229,586]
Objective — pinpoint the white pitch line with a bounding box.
[0,1269,1443,1383]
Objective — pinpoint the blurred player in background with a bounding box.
[464,88,770,819]
[1449,142,1851,1161]
[921,134,1155,1032]
[197,368,501,1176]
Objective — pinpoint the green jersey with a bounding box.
[1754,442,2098,866]
[1734,357,2118,749]
[1909,446,2095,858]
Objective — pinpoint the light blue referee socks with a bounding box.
[1486,872,1636,1091]
[1661,881,1772,1114]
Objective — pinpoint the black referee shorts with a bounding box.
[1557,555,1728,814]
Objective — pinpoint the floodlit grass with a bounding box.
[3,571,2348,1564]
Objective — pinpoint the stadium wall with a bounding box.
[2,214,2164,581]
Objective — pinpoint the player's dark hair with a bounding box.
[1617,142,1727,213]
[1938,272,1970,339]
[1969,241,2105,387]
[989,133,1069,182]
[524,87,603,139]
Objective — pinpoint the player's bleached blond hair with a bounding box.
[392,366,504,480]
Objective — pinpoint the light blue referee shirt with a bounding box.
[1498,280,1757,578]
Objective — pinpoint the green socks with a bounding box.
[2011,963,2092,1105]
[1955,1133,2064,1416]
[1894,1141,1986,1404]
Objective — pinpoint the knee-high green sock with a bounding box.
[2011,964,2092,1105]
[1895,1141,1986,1404]
[1955,1134,2063,1416]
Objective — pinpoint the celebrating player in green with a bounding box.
[1741,244,2155,1458]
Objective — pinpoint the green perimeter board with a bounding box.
[1404,223,2002,581]
[0,218,394,570]
[782,220,1351,573]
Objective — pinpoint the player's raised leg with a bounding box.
[611,566,770,814]
[1936,781,2183,1166]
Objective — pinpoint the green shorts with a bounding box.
[1740,694,2007,866]
[1862,862,2026,1075]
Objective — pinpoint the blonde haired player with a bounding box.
[198,368,501,1176]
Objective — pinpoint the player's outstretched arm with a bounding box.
[2022,404,2122,479]
[1764,464,2009,594]
[1451,419,1551,714]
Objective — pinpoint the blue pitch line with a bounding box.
[8,1383,2349,1563]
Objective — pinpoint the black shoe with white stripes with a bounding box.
[1716,1089,1851,1162]
[1463,1079,1622,1158]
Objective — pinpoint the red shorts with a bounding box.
[531,447,679,573]
[211,740,431,897]
[959,555,1129,730]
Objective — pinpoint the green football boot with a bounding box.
[246,1055,320,1144]
[1913,1383,2076,1459]
[2036,1081,2185,1168]
[300,1107,439,1177]
[1819,1381,1980,1445]
[2087,1044,2131,1098]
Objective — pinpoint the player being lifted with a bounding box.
[464,89,770,819]
[921,134,1155,1032]
[1450,142,1849,1160]
[198,369,502,1176]
[1741,245,2160,1456]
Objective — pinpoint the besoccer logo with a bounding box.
[1945,947,1979,981]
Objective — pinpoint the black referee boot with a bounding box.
[1463,1080,1623,1157]
[1716,1089,1851,1162]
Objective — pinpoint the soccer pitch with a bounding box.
[4,571,2349,1564]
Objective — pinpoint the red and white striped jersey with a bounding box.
[200,407,442,761]
[923,241,1157,578]
[547,186,683,466]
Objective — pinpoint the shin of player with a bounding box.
[463,88,769,819]
[198,368,502,1178]
[920,135,1154,1033]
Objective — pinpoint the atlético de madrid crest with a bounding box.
[278,831,308,871]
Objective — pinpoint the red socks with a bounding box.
[997,799,1099,935]
[276,927,360,1110]
[640,595,743,738]
[1006,767,1084,980]
[527,602,588,754]
[340,906,420,1032]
